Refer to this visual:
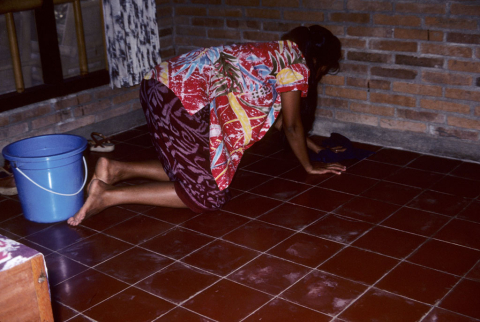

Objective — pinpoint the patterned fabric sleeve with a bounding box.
[275,63,310,96]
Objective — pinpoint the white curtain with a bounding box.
[102,0,161,88]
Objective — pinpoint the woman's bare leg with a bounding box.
[67,179,187,226]
[90,157,170,188]
[68,157,186,226]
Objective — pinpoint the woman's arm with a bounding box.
[280,91,345,175]
[276,111,324,153]
[274,111,343,154]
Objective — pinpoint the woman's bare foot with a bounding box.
[87,157,122,193]
[67,179,111,226]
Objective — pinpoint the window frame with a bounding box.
[0,0,109,113]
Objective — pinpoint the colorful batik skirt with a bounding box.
[139,78,230,213]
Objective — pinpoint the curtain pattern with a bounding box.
[102,0,161,88]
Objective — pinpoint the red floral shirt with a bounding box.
[145,41,309,190]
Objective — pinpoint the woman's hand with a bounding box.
[306,162,346,175]
[279,91,347,177]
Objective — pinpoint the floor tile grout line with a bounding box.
[285,189,403,248]
[68,313,97,322]
[56,236,216,321]
[158,187,376,318]
[281,184,358,206]
[421,190,480,252]
[13,204,156,249]
[128,215,294,292]
[239,209,331,237]
[239,287,336,322]
[427,236,480,253]
[5,130,480,320]
[381,174,445,191]
[330,194,478,320]
[202,240,337,320]
[366,153,467,176]
[287,179,432,212]
[331,180,476,221]
[393,203,470,222]
[376,220,480,252]
[124,228,285,320]
[0,226,23,240]
[80,272,221,322]
[245,250,478,322]
[317,162,480,199]
[246,178,337,210]
[65,314,95,322]
[240,175,282,194]
[54,302,89,322]
[279,191,477,318]
[1,156,471,235]
[48,210,210,288]
[17,192,480,302]
[247,160,309,181]
[205,191,413,320]
[238,165,322,188]
[282,202,410,291]
[19,209,143,254]
[179,208,476,282]
[225,179,436,234]
[348,157,475,187]
[150,203,361,320]
[226,186,480,263]
[446,158,468,176]
[423,308,480,322]
[18,203,480,308]
[90,261,201,315]
[85,132,480,318]
[11,219,67,238]
[239,238,466,322]
[42,208,200,280]
[349,193,479,273]
[418,258,480,322]
[243,246,354,320]
[151,305,220,322]
[452,197,480,223]
[21,223,100,251]
[49,243,138,288]
[427,183,480,201]
[331,247,429,318]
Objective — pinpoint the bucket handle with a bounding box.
[14,157,88,197]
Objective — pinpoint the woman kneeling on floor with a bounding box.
[67,25,346,226]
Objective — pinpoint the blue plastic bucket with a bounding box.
[2,134,88,223]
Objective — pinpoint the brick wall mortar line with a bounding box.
[1,0,478,163]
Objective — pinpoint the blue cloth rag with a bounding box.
[309,133,375,163]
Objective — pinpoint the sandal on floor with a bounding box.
[0,167,18,196]
[88,132,115,152]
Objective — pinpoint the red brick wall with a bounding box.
[171,0,480,161]
[0,85,143,155]
[1,0,479,162]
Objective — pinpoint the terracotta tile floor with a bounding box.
[1,125,480,321]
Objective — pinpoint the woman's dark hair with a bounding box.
[281,25,342,134]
